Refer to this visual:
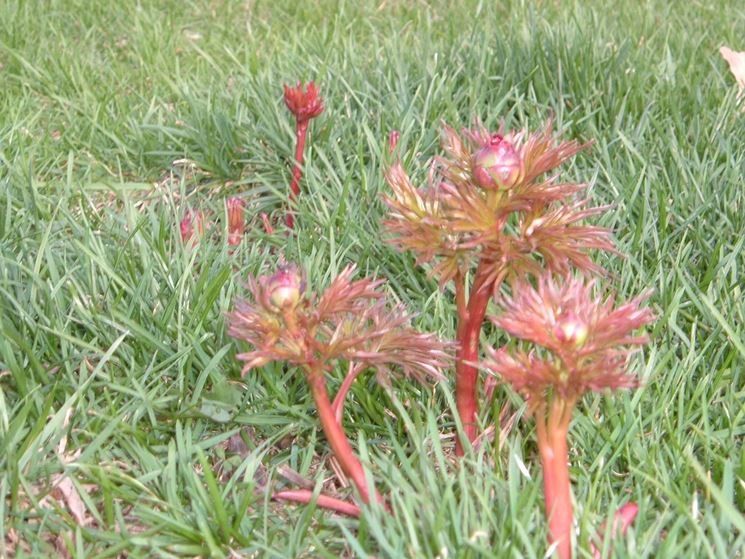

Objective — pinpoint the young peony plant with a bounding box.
[227,262,449,516]
[483,275,654,559]
[283,81,324,229]
[383,120,616,455]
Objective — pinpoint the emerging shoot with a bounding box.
[226,196,245,246]
[180,208,205,246]
[283,81,324,229]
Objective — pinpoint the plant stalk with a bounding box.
[332,362,365,424]
[273,489,361,517]
[536,398,575,559]
[454,261,492,455]
[286,119,309,229]
[307,369,380,505]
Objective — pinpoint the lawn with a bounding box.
[1,0,744,557]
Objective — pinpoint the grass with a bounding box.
[1,0,744,556]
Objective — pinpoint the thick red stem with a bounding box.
[308,371,381,505]
[536,400,574,559]
[454,262,492,455]
[273,489,361,517]
[286,119,309,229]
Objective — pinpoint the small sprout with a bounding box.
[591,502,639,559]
[260,212,274,234]
[282,81,325,229]
[226,197,245,246]
[388,129,400,153]
[180,208,204,245]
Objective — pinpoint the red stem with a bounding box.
[591,502,639,558]
[454,268,468,326]
[286,119,309,229]
[307,370,381,506]
[614,502,639,534]
[536,399,575,559]
[454,261,492,455]
[332,362,364,425]
[273,489,361,517]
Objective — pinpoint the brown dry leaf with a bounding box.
[40,457,91,528]
[276,465,314,490]
[720,46,745,100]
[5,529,30,557]
[49,475,87,526]
[39,407,92,527]
[52,533,73,559]
[8,405,92,554]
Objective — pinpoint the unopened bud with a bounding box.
[554,312,589,347]
[267,265,303,310]
[471,134,523,190]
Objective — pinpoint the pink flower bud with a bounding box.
[553,311,589,347]
[267,265,303,311]
[226,197,245,246]
[471,134,523,190]
[180,209,204,245]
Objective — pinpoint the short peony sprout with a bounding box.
[226,197,245,246]
[180,208,204,246]
[282,80,325,228]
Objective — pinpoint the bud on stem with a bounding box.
[266,264,303,311]
[471,134,523,190]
